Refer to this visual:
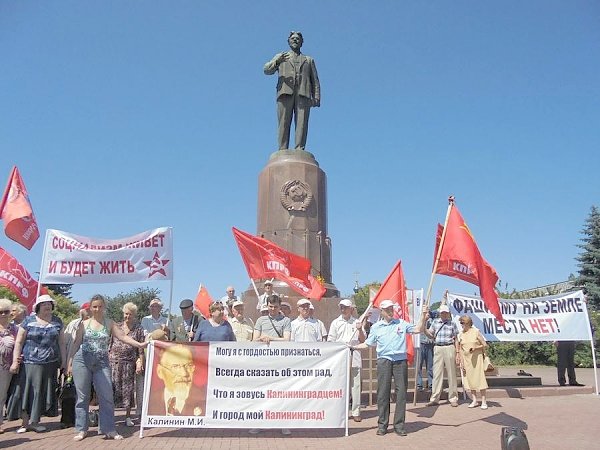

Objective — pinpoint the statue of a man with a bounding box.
[264,31,320,151]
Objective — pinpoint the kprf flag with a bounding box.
[232,227,326,300]
[372,261,414,363]
[194,284,213,319]
[0,166,39,250]
[0,246,47,311]
[40,227,173,284]
[434,205,504,325]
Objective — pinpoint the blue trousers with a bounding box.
[416,344,434,388]
[72,350,116,434]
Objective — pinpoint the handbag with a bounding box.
[58,376,77,401]
[483,353,495,373]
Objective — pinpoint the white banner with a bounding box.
[141,341,348,429]
[447,290,591,342]
[408,288,425,348]
[39,227,173,283]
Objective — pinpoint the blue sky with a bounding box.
[1,1,599,309]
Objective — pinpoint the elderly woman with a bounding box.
[10,295,66,433]
[109,302,144,428]
[68,295,148,441]
[457,315,488,409]
[5,302,29,422]
[193,303,236,342]
[0,298,18,434]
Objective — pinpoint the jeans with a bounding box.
[416,344,434,388]
[72,350,116,434]
[376,358,407,432]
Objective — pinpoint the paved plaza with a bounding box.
[1,366,598,449]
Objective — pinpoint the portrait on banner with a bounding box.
[146,341,209,416]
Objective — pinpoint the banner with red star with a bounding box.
[39,227,173,283]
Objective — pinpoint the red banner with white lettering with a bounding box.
[39,227,173,284]
[0,246,46,311]
[0,166,40,250]
[434,205,504,325]
[232,227,326,300]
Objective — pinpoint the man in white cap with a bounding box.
[291,299,324,342]
[351,300,428,437]
[229,300,254,341]
[424,304,460,407]
[256,280,280,311]
[141,298,169,337]
[328,299,365,422]
[280,301,292,318]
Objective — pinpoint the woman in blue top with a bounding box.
[194,303,236,342]
[67,294,147,441]
[10,294,66,434]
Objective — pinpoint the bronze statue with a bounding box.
[264,31,320,151]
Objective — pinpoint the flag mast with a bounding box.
[424,196,455,307]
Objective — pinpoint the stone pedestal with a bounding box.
[242,149,341,324]
[257,150,338,295]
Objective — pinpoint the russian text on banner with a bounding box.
[434,204,504,324]
[447,290,590,342]
[141,341,348,429]
[232,227,326,300]
[0,246,46,311]
[39,227,173,283]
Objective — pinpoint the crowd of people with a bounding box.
[3,284,577,440]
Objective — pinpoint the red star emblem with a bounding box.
[143,252,170,278]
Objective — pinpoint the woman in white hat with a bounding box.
[10,294,66,433]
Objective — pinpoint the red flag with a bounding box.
[434,205,504,325]
[0,167,40,250]
[232,227,326,300]
[371,261,414,364]
[0,246,46,311]
[194,284,213,319]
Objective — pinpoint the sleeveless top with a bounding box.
[81,319,111,358]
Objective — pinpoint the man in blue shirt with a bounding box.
[352,300,427,436]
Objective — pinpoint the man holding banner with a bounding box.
[352,300,427,437]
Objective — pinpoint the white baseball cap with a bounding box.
[379,300,396,309]
[297,298,311,307]
[339,299,354,308]
[439,305,450,313]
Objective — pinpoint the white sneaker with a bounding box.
[248,428,261,434]
[125,418,135,427]
[281,428,291,435]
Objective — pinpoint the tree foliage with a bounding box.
[576,206,600,310]
[45,283,73,299]
[351,282,381,315]
[105,287,162,322]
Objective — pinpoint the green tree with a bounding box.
[576,206,600,310]
[44,283,73,298]
[351,282,381,315]
[105,287,161,322]
[0,286,19,303]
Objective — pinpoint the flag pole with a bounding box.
[424,196,455,307]
[0,166,16,216]
[250,279,261,310]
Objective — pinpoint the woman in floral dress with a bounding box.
[109,302,144,427]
